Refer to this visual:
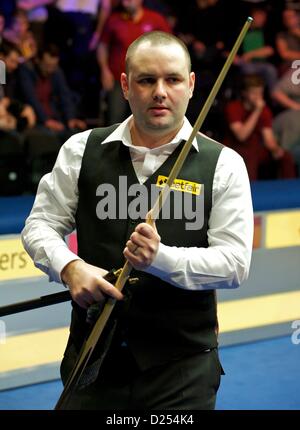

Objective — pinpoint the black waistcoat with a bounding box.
[73,125,223,370]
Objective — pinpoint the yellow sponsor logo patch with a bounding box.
[156,175,202,195]
[0,237,43,281]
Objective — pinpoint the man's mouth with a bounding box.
[148,106,170,115]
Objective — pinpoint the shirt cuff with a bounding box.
[144,242,180,279]
[49,245,82,284]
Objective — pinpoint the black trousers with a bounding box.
[60,342,223,410]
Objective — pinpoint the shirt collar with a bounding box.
[101,115,199,152]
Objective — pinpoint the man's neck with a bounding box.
[130,121,183,149]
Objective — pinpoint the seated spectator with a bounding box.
[3,9,38,61]
[0,96,36,132]
[19,44,86,138]
[276,8,300,75]
[0,85,36,196]
[223,74,296,180]
[272,67,300,176]
[234,7,278,93]
[0,41,22,99]
[0,42,36,133]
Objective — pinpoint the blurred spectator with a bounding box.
[234,7,278,93]
[0,86,26,196]
[276,8,300,75]
[0,96,36,133]
[19,44,86,135]
[272,67,300,176]
[0,53,36,196]
[89,0,115,50]
[0,42,36,131]
[45,1,112,118]
[98,0,171,124]
[18,44,87,190]
[223,74,296,180]
[176,0,226,70]
[3,10,38,61]
[0,94,17,132]
[45,1,110,88]
[284,0,300,12]
[0,41,22,99]
[17,0,53,49]
[46,0,111,52]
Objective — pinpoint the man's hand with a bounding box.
[61,260,123,309]
[253,98,265,111]
[68,118,87,130]
[123,222,161,270]
[45,119,65,131]
[21,105,36,128]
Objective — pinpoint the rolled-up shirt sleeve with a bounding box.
[21,130,92,283]
[145,147,254,290]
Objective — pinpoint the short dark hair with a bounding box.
[38,44,60,60]
[0,41,21,57]
[241,74,265,90]
[125,31,192,74]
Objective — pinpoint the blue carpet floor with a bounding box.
[0,335,299,410]
[216,335,300,410]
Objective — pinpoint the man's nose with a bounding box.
[152,80,167,102]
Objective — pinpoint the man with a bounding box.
[19,44,86,135]
[98,0,171,124]
[276,8,300,75]
[223,73,296,180]
[22,31,253,409]
[272,67,300,176]
[235,7,278,93]
[0,42,36,131]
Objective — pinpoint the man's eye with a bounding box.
[167,77,179,83]
[138,78,155,84]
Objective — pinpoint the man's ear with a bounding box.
[120,73,129,100]
[189,72,195,99]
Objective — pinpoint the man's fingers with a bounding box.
[123,248,141,267]
[98,277,124,301]
[90,287,106,303]
[126,234,146,251]
[135,223,156,238]
[71,289,95,309]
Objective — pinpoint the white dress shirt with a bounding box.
[21,116,254,290]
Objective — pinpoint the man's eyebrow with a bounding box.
[135,73,156,78]
[135,72,184,78]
